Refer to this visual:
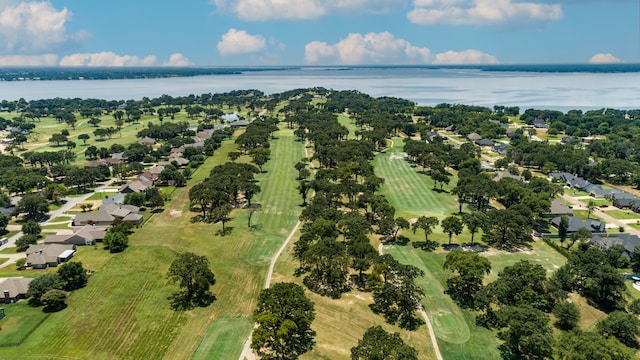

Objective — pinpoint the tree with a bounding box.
[569,227,591,249]
[212,203,232,234]
[15,258,26,269]
[15,234,38,251]
[444,250,491,308]
[553,301,580,330]
[57,261,88,291]
[558,215,569,246]
[482,209,532,250]
[43,183,67,204]
[78,133,90,145]
[556,330,635,360]
[250,148,270,172]
[16,194,49,221]
[21,219,41,235]
[351,326,418,360]
[441,215,464,245]
[251,282,316,360]
[27,273,63,306]
[496,305,553,358]
[411,216,439,242]
[0,212,8,233]
[462,211,485,245]
[49,133,68,146]
[587,200,596,219]
[596,311,640,348]
[166,252,216,309]
[103,231,129,253]
[41,289,67,312]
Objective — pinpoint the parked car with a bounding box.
[600,204,609,208]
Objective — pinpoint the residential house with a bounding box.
[72,203,143,226]
[561,137,578,144]
[614,197,638,209]
[44,225,107,245]
[423,131,440,142]
[551,215,606,233]
[591,234,640,258]
[230,120,249,128]
[546,199,573,217]
[532,119,549,129]
[222,113,239,122]
[549,172,591,190]
[137,171,158,183]
[111,152,128,162]
[119,180,153,194]
[467,133,482,142]
[26,244,76,269]
[0,277,33,303]
[492,143,511,155]
[493,171,523,182]
[475,138,495,147]
[138,137,157,146]
[480,161,494,171]
[102,192,125,206]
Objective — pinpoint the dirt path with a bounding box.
[378,244,444,360]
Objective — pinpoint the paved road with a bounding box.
[0,178,117,252]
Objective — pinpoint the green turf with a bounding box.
[0,302,50,348]
[337,114,357,139]
[371,137,458,219]
[603,210,640,220]
[0,258,8,266]
[190,317,253,360]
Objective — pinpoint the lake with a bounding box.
[1,67,639,111]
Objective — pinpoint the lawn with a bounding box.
[0,302,49,348]
[0,126,304,359]
[337,113,357,139]
[371,137,459,219]
[0,258,8,266]
[603,210,640,220]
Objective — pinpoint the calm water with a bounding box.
[1,67,640,112]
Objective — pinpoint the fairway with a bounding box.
[190,317,253,360]
[371,137,458,219]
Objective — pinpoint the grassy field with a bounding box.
[371,137,459,220]
[0,302,49,348]
[0,125,305,359]
[337,114,357,139]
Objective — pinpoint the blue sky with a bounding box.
[0,0,637,66]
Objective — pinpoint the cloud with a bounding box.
[433,49,498,64]
[0,0,89,54]
[407,0,563,28]
[211,0,406,21]
[164,53,192,66]
[0,53,58,66]
[59,52,158,66]
[304,31,497,65]
[217,28,266,55]
[589,53,623,64]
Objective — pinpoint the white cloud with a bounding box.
[589,53,623,64]
[407,0,562,28]
[217,28,266,55]
[0,53,57,66]
[433,49,498,64]
[164,53,192,66]
[212,0,405,21]
[0,0,89,54]
[59,52,158,67]
[305,31,497,65]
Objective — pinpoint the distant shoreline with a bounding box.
[1,64,640,81]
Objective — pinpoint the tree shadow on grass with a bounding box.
[43,303,68,313]
[169,292,216,311]
[216,227,234,236]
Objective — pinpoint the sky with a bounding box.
[0,0,638,67]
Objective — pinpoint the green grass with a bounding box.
[190,317,253,360]
[0,247,18,254]
[0,127,305,359]
[603,210,640,220]
[0,258,8,266]
[573,210,605,222]
[371,137,459,219]
[337,114,357,139]
[85,192,114,201]
[0,302,50,348]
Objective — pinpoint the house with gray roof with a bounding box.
[546,199,573,217]
[26,244,76,269]
[73,204,142,226]
[467,133,482,142]
[0,277,33,303]
[44,225,106,245]
[591,234,640,258]
[119,180,153,194]
[138,137,156,146]
[549,172,591,190]
[551,215,606,234]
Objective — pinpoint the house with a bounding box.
[551,215,606,233]
[230,120,249,128]
[561,137,578,144]
[44,225,107,245]
[532,119,549,129]
[119,180,153,194]
[222,113,239,122]
[0,277,33,303]
[587,185,618,199]
[26,244,76,269]
[111,152,129,162]
[423,131,440,142]
[475,138,495,147]
[102,192,125,206]
[480,161,494,171]
[138,137,156,146]
[549,172,591,190]
[546,199,573,217]
[467,133,482,142]
[591,234,640,258]
[613,197,638,209]
[72,204,142,226]
[506,129,517,138]
[137,171,158,183]
[492,143,511,155]
[182,141,205,149]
